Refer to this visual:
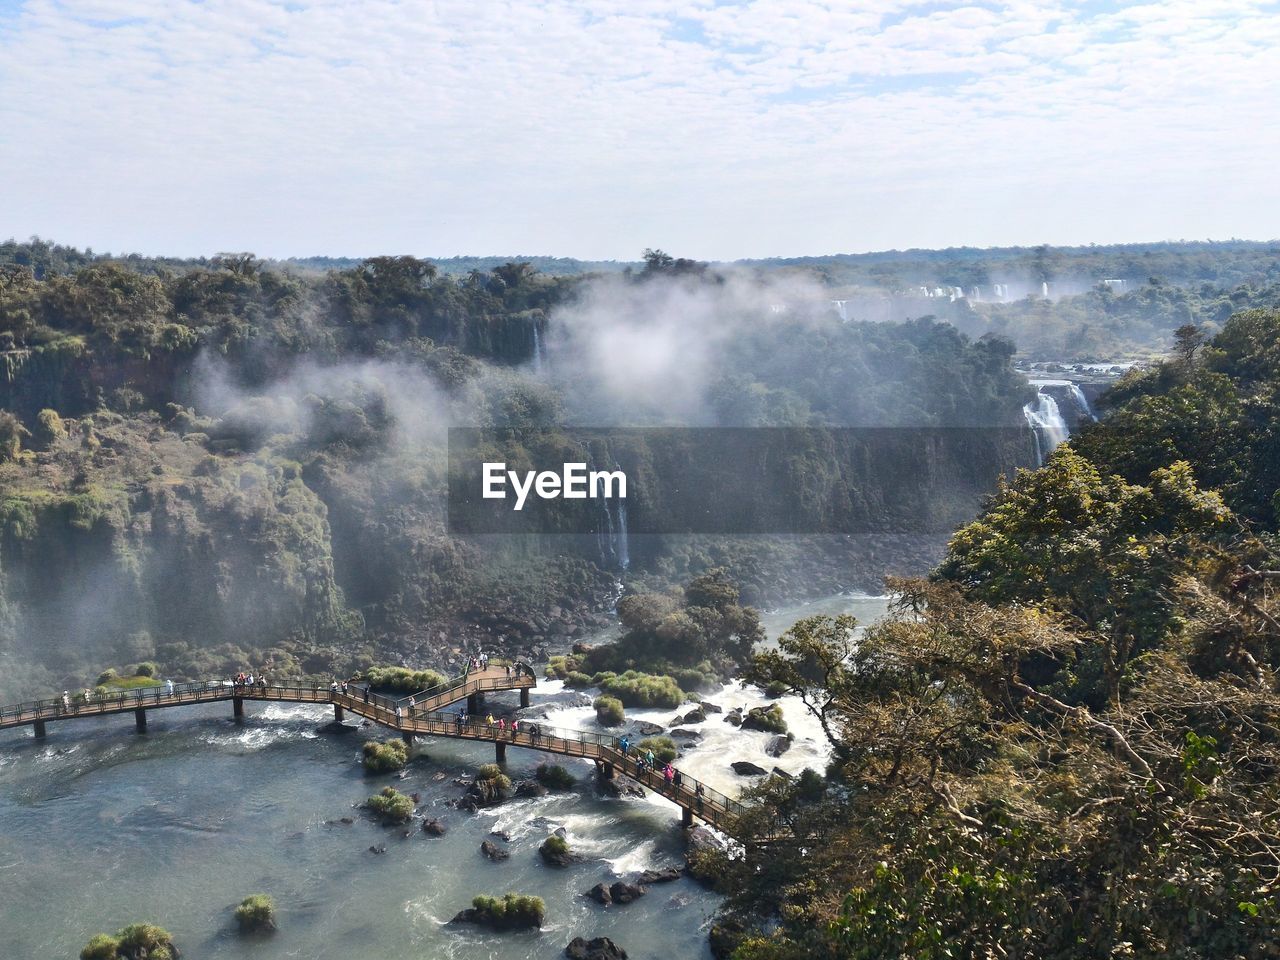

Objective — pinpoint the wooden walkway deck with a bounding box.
[0,665,745,834]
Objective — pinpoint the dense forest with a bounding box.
[0,242,1035,703]
[709,308,1280,958]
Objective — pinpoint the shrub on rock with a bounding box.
[234,894,277,935]
[362,738,408,773]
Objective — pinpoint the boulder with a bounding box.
[669,728,702,740]
[422,818,446,837]
[597,774,645,799]
[700,701,724,714]
[585,882,613,904]
[678,707,706,725]
[731,761,769,776]
[765,735,793,757]
[565,937,628,960]
[632,720,664,736]
[637,867,682,885]
[515,779,549,798]
[724,708,743,727]
[369,844,387,855]
[480,839,510,861]
[609,881,646,904]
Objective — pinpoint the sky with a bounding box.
[1,0,1278,261]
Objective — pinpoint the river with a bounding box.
[0,592,888,958]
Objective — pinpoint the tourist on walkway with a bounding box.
[164,679,174,696]
[663,763,674,784]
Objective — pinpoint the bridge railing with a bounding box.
[399,707,747,822]
[392,660,535,709]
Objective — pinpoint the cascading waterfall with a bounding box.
[1023,388,1069,465]
[831,299,849,322]
[1068,382,1095,421]
[589,450,630,571]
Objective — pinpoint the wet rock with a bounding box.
[677,707,706,725]
[368,844,387,855]
[669,728,702,740]
[724,708,742,727]
[565,936,628,960]
[700,701,723,714]
[731,761,769,776]
[423,818,446,837]
[632,720,664,736]
[515,779,549,798]
[687,824,731,856]
[597,774,645,799]
[490,829,513,842]
[771,767,793,780]
[325,817,355,827]
[480,839,510,861]
[608,882,646,904]
[765,734,793,757]
[637,867,682,885]
[585,882,613,905]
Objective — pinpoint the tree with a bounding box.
[937,450,1231,705]
[1173,322,1206,367]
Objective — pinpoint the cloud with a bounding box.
[0,0,1277,259]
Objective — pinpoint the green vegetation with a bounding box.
[365,786,415,824]
[475,764,512,793]
[636,736,677,764]
[361,739,408,774]
[360,665,446,693]
[593,695,625,726]
[709,312,1280,959]
[541,834,569,856]
[597,671,684,709]
[466,892,545,930]
[234,894,277,935]
[79,923,176,960]
[534,763,576,790]
[740,704,787,734]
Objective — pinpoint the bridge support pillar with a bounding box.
[467,693,480,713]
[402,731,415,748]
[520,687,530,708]
[599,761,615,780]
[495,740,506,763]
[233,697,244,722]
[334,704,345,723]
[32,719,46,739]
[681,807,694,828]
[135,708,147,733]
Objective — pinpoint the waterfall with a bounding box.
[831,299,849,322]
[590,452,630,571]
[1023,389,1069,464]
[1041,281,1050,298]
[615,499,630,570]
[1068,383,1095,421]
[532,323,545,373]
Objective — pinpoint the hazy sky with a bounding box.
[1,0,1278,261]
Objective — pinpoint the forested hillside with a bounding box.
[0,244,1034,702]
[713,309,1280,959]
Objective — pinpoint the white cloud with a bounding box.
[0,0,1276,260]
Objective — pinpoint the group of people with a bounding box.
[232,672,269,689]
[450,709,543,741]
[616,734,703,807]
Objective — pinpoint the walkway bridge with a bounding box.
[0,665,745,835]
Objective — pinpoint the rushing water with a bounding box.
[0,593,888,958]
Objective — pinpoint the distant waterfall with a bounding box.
[1023,389,1069,465]
[597,496,630,571]
[590,453,630,571]
[831,299,849,322]
[532,323,546,373]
